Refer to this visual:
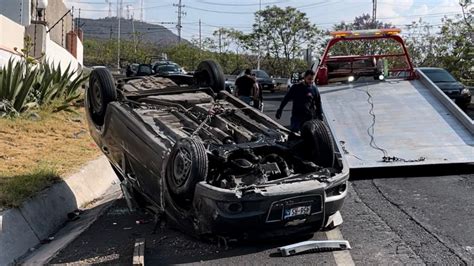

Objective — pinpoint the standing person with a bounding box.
[275,70,323,132]
[235,69,256,106]
[251,73,264,111]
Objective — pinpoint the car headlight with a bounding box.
[461,88,471,96]
[272,79,276,84]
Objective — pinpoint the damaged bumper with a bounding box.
[191,174,348,238]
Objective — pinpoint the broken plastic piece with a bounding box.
[277,240,352,257]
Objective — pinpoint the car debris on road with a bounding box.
[278,239,352,257]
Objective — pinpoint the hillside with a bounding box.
[77,17,188,47]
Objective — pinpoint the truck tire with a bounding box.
[166,138,208,201]
[195,60,225,93]
[301,120,335,168]
[88,68,117,126]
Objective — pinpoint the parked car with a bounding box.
[419,67,472,109]
[154,64,182,76]
[230,69,276,92]
[288,72,303,90]
[85,60,349,239]
[152,61,184,74]
[126,63,153,77]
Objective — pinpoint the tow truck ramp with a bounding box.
[321,71,474,169]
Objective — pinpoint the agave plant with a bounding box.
[0,59,38,114]
[33,62,89,111]
[0,59,89,116]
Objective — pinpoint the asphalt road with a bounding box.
[51,91,474,265]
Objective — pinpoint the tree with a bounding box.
[329,14,397,56]
[405,19,440,66]
[249,6,321,76]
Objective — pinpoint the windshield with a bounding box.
[421,69,457,83]
[252,70,270,78]
[158,65,179,72]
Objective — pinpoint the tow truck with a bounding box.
[313,28,473,170]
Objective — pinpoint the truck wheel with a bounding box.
[301,120,335,168]
[195,60,225,93]
[166,138,208,201]
[88,68,117,126]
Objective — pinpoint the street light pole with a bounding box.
[257,0,261,70]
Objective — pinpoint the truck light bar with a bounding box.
[330,28,402,38]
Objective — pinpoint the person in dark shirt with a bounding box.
[235,69,256,105]
[275,69,323,132]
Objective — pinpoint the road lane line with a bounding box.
[325,228,355,266]
[133,238,145,266]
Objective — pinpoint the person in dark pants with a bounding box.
[275,70,323,132]
[235,69,256,106]
[251,73,263,111]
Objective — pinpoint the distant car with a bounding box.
[288,72,303,90]
[152,61,184,74]
[126,63,153,77]
[234,69,276,92]
[155,64,182,76]
[419,67,472,109]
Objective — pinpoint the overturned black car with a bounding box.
[85,60,349,239]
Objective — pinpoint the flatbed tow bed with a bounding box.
[315,29,474,170]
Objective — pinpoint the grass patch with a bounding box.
[0,107,100,208]
[0,166,61,208]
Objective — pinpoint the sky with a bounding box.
[64,0,466,41]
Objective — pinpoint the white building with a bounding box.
[0,0,83,71]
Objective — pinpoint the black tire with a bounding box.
[88,68,117,126]
[301,120,335,168]
[166,138,208,201]
[194,60,225,93]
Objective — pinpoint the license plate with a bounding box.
[284,205,311,219]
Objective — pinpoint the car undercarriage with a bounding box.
[85,60,349,239]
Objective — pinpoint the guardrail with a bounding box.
[416,68,474,134]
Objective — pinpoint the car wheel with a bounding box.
[166,138,208,201]
[87,68,117,126]
[195,60,225,93]
[301,120,335,168]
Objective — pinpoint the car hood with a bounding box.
[434,81,464,92]
[257,77,273,84]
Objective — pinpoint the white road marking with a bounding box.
[326,228,355,266]
[133,238,145,266]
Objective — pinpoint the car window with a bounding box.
[421,69,457,82]
[158,65,179,72]
[138,65,152,74]
[252,70,270,78]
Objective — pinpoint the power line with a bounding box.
[194,0,288,7]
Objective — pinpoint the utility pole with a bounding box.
[105,0,112,18]
[257,0,261,70]
[117,0,122,69]
[219,29,222,54]
[132,14,137,53]
[126,5,130,20]
[173,0,185,43]
[199,19,202,49]
[372,0,377,26]
[140,0,144,21]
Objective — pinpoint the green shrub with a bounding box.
[0,59,88,116]
[0,59,38,115]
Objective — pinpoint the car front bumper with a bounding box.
[191,176,349,239]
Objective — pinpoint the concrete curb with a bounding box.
[0,156,118,265]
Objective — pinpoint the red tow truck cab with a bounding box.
[315,28,416,85]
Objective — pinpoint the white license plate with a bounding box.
[284,205,311,219]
